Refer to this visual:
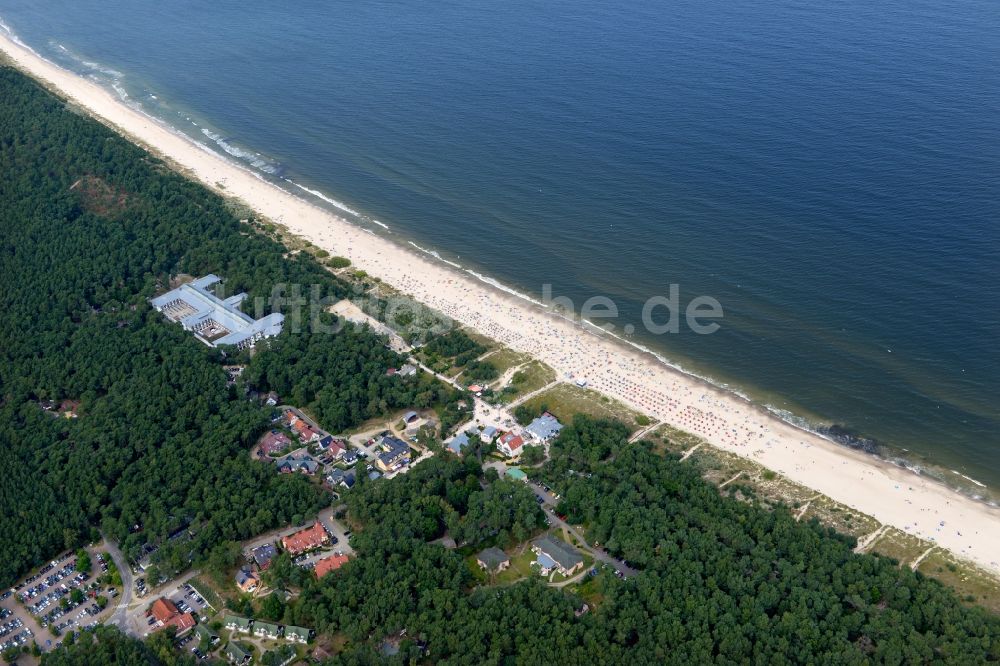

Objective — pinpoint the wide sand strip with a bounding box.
[3,32,998,573]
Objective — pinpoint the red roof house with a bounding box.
[258,430,292,458]
[282,522,329,555]
[150,598,178,623]
[314,554,350,578]
[292,419,320,443]
[149,598,195,635]
[163,612,196,634]
[497,432,525,457]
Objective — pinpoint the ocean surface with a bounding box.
[2,0,998,493]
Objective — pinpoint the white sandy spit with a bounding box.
[2,32,998,574]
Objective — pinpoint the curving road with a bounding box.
[526,482,639,578]
[101,535,134,634]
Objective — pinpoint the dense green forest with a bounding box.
[244,320,462,433]
[274,418,1000,663]
[6,64,1000,664]
[0,65,440,584]
[39,627,193,666]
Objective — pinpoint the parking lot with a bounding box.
[0,605,32,654]
[132,578,215,638]
[167,581,213,617]
[3,545,121,654]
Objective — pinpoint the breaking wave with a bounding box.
[285,179,390,233]
[200,128,281,175]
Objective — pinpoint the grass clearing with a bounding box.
[190,573,227,612]
[651,424,704,456]
[491,547,538,585]
[917,550,1000,614]
[799,496,880,539]
[495,360,556,404]
[870,528,927,566]
[518,383,642,426]
[485,348,532,376]
[571,576,605,609]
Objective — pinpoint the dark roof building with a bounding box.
[376,436,411,472]
[251,543,278,571]
[275,453,320,475]
[525,412,564,443]
[225,641,253,664]
[476,547,511,571]
[531,535,584,576]
[326,468,356,489]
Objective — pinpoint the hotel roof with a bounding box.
[162,612,196,633]
[150,598,179,623]
[150,274,283,349]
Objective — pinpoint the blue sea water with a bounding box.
[2,0,998,490]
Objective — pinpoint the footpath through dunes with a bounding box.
[2,32,999,575]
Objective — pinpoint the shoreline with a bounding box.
[2,30,999,575]
[11,21,992,501]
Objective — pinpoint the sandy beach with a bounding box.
[3,31,998,574]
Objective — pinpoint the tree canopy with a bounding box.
[0,66,446,582]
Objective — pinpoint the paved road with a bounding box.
[276,404,326,436]
[526,482,639,578]
[101,535,133,633]
[411,358,463,390]
[316,506,353,555]
[242,506,353,565]
[508,379,562,409]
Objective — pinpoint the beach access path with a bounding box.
[3,32,998,575]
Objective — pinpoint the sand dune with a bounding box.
[3,32,998,574]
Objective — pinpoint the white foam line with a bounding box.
[952,471,987,488]
[464,269,548,307]
[407,241,463,270]
[286,179,362,217]
[0,16,36,52]
[201,128,279,174]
